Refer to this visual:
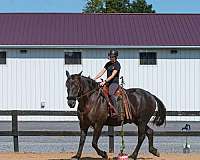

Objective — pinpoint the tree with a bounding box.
[83,0,105,13]
[129,0,155,13]
[83,0,155,13]
[105,0,130,13]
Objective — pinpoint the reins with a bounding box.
[78,86,99,99]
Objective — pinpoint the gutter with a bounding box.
[0,45,200,49]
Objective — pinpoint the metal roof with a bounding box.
[0,13,200,46]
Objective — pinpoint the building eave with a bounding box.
[1,45,200,49]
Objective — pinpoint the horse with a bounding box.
[65,71,166,160]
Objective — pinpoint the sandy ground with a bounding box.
[0,152,199,160]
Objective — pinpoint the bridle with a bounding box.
[67,86,99,101]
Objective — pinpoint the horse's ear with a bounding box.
[66,70,70,78]
[78,71,83,76]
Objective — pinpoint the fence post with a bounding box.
[12,110,19,152]
[108,126,114,153]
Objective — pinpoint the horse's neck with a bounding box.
[78,77,98,111]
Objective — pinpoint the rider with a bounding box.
[94,49,121,116]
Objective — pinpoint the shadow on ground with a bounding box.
[49,158,102,160]
[49,156,153,160]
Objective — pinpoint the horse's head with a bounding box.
[65,71,82,108]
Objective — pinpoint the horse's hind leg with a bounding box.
[72,128,88,160]
[92,123,108,159]
[145,125,160,157]
[129,122,146,160]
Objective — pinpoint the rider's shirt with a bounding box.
[104,61,121,84]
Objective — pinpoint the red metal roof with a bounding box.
[0,13,200,46]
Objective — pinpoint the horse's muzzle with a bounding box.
[68,100,76,108]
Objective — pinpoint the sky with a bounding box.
[0,0,199,13]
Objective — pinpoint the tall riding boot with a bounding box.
[110,95,119,117]
[104,96,117,117]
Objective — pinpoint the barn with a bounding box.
[0,13,200,121]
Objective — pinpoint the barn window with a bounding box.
[20,49,27,54]
[171,49,178,54]
[65,52,82,65]
[139,52,157,65]
[0,51,6,64]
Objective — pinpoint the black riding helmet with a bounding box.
[108,49,118,57]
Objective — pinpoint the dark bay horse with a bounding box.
[65,71,166,160]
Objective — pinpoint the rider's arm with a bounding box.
[105,70,118,82]
[94,68,106,80]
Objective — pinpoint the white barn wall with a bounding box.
[0,48,200,121]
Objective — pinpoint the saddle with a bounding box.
[102,85,133,121]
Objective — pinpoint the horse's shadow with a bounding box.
[113,157,153,160]
[78,158,102,160]
[48,157,153,160]
[48,158,102,160]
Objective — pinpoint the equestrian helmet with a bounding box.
[108,49,118,57]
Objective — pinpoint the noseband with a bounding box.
[67,96,77,101]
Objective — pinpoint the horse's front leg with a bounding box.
[72,128,88,160]
[92,123,108,159]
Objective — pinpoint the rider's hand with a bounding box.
[100,81,106,86]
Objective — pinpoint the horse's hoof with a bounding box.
[71,154,80,160]
[128,154,137,160]
[150,148,160,157]
[154,151,160,157]
[101,151,108,159]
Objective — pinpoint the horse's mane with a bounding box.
[69,73,99,90]
[80,75,98,89]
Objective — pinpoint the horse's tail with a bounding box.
[152,95,166,127]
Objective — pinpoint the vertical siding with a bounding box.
[0,48,200,121]
[117,49,200,121]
